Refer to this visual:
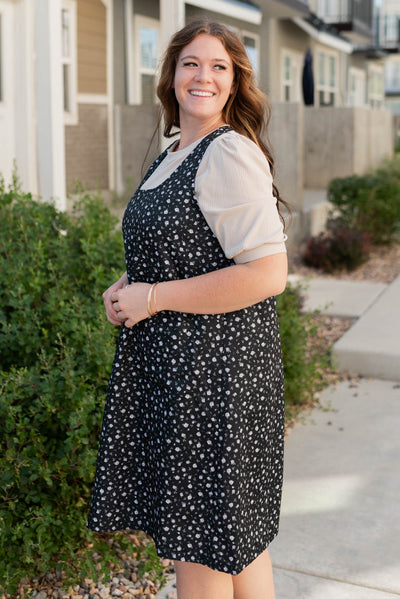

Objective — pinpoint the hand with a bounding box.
[111,282,152,328]
[102,273,129,326]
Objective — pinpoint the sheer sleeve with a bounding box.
[195,130,287,264]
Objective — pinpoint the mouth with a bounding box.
[189,90,215,97]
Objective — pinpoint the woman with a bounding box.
[88,19,288,599]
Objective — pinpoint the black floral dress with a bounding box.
[87,126,285,575]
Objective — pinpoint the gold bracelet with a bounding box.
[147,283,158,317]
[151,282,159,316]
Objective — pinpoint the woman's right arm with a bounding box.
[103,272,128,325]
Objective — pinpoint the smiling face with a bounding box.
[173,34,234,132]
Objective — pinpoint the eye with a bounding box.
[214,64,227,71]
[183,61,198,67]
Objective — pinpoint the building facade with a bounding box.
[376,0,400,116]
[0,0,394,243]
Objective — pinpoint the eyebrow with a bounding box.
[179,54,230,64]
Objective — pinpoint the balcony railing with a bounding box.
[379,14,400,45]
[318,0,373,30]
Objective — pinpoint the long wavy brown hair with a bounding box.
[156,18,290,223]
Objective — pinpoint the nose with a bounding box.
[194,66,212,83]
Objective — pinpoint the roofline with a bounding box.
[293,16,353,54]
[186,0,262,25]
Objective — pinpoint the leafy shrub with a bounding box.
[0,176,134,592]
[303,227,370,273]
[0,176,330,593]
[327,170,400,244]
[277,284,329,421]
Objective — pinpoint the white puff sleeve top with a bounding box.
[140,129,287,264]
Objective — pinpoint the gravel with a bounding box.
[14,533,176,599]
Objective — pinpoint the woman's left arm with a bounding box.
[112,252,287,328]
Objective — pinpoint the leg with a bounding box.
[232,548,275,599]
[174,560,234,599]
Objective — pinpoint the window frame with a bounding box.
[61,0,77,125]
[316,49,338,107]
[368,65,384,109]
[241,30,260,80]
[348,66,366,107]
[222,26,260,80]
[281,49,302,103]
[385,58,400,94]
[133,15,160,106]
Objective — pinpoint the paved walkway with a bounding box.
[157,274,400,598]
[270,378,400,598]
[288,273,400,381]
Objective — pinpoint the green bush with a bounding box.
[327,169,400,245]
[277,284,329,421]
[0,177,329,594]
[0,177,132,592]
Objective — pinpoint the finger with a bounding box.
[111,291,119,302]
[109,319,122,326]
[125,319,135,328]
[112,301,120,312]
[117,310,128,322]
[107,313,122,326]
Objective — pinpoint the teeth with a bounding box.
[190,90,214,97]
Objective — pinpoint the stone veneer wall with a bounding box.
[65,104,108,191]
[115,104,160,194]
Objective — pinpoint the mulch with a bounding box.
[288,242,400,284]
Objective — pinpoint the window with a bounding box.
[134,17,160,105]
[223,28,260,79]
[61,1,77,123]
[317,51,337,106]
[348,67,366,107]
[242,33,259,79]
[281,51,301,102]
[383,14,400,43]
[385,60,400,93]
[368,67,384,109]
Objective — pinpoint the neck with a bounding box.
[176,117,226,151]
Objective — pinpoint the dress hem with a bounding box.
[86,522,279,576]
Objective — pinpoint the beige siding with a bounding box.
[78,0,107,95]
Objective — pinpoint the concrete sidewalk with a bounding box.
[270,274,400,596]
[288,273,400,382]
[287,274,388,318]
[156,275,400,598]
[270,378,400,598]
